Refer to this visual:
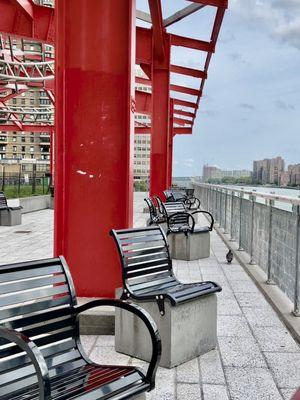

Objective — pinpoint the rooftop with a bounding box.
[0,192,299,400]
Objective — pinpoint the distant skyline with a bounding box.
[169,0,300,176]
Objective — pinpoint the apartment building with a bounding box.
[253,157,285,185]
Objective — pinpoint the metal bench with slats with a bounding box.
[0,256,161,400]
[110,226,221,315]
[144,198,166,226]
[0,191,22,226]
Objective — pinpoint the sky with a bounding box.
[137,0,300,177]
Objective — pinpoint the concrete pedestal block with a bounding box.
[168,231,210,260]
[115,293,217,368]
[0,209,22,226]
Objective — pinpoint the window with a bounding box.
[30,137,34,143]
[30,99,35,105]
[21,137,26,143]
[13,146,17,152]
[0,136,6,141]
[12,98,17,105]
[21,146,26,152]
[12,136,17,142]
[30,146,34,152]
[21,99,25,105]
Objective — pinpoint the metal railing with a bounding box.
[193,183,300,317]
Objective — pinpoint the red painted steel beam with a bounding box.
[170,34,215,53]
[135,90,151,115]
[167,99,174,188]
[136,27,152,65]
[0,0,55,44]
[173,127,193,135]
[150,32,170,198]
[170,84,200,97]
[135,76,151,86]
[173,98,198,109]
[173,116,192,126]
[148,0,165,61]
[55,0,135,297]
[170,64,207,79]
[0,123,53,132]
[173,109,195,118]
[188,0,228,8]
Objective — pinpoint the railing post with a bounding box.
[238,192,244,251]
[214,189,218,223]
[249,194,256,265]
[224,189,228,234]
[292,205,300,317]
[219,189,223,228]
[266,199,275,284]
[230,191,235,241]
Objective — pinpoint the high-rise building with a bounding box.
[134,67,151,182]
[288,164,300,186]
[253,157,285,185]
[202,164,251,182]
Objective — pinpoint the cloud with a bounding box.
[274,100,295,110]
[239,103,255,110]
[232,0,300,50]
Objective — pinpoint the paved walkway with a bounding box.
[1,193,299,399]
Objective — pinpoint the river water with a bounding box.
[224,185,300,211]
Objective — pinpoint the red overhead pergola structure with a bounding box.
[0,0,227,297]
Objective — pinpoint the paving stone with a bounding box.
[229,280,260,294]
[89,346,131,365]
[217,315,252,337]
[218,336,266,368]
[235,292,273,309]
[281,388,299,400]
[243,307,283,328]
[177,383,202,399]
[217,298,242,316]
[95,335,115,347]
[225,366,283,400]
[176,358,200,383]
[203,384,229,400]
[199,349,226,385]
[80,335,97,355]
[264,352,300,388]
[148,367,176,400]
[252,326,300,352]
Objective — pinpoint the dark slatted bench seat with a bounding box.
[0,257,161,400]
[110,226,220,315]
[110,226,222,368]
[0,192,22,226]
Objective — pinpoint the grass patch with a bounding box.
[2,185,49,199]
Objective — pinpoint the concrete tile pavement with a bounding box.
[1,192,299,399]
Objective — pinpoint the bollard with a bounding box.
[224,190,228,234]
[292,205,300,317]
[237,192,244,251]
[230,191,235,241]
[249,195,256,265]
[266,199,275,284]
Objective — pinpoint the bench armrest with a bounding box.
[0,327,50,400]
[191,210,214,231]
[74,299,161,389]
[167,211,195,234]
[9,206,23,211]
[184,196,200,210]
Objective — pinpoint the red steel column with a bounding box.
[149,33,170,198]
[167,99,174,188]
[55,0,135,297]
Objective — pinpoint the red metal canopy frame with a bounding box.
[0,0,227,297]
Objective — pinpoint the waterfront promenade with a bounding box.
[0,192,299,399]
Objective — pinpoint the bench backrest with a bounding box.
[0,192,8,210]
[144,197,158,220]
[162,201,186,216]
[0,257,79,396]
[110,226,173,295]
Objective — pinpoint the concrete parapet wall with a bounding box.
[19,195,51,213]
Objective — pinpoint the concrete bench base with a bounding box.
[0,209,22,226]
[168,230,210,260]
[115,293,217,368]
